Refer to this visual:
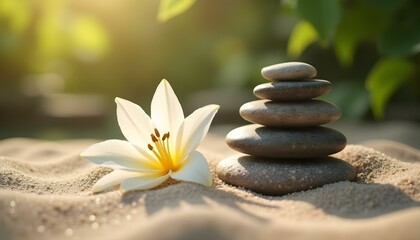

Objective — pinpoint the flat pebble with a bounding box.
[261,62,316,81]
[240,99,341,127]
[253,80,331,101]
[226,124,346,158]
[217,155,356,195]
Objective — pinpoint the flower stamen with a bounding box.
[151,134,158,143]
[164,133,174,166]
[154,128,160,138]
[148,129,175,172]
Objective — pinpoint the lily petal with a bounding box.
[92,170,143,193]
[171,151,212,186]
[81,140,160,172]
[176,104,219,158]
[120,174,169,192]
[151,79,184,134]
[115,97,154,147]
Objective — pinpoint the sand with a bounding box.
[0,136,419,240]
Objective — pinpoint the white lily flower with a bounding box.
[81,79,219,193]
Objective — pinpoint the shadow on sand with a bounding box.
[121,182,274,222]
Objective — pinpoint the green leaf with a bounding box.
[320,81,370,119]
[287,20,319,58]
[365,0,408,15]
[366,58,415,119]
[296,0,341,41]
[379,21,420,57]
[334,2,391,66]
[158,0,196,22]
[334,28,358,67]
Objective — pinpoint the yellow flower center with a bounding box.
[147,128,180,173]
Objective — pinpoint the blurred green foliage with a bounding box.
[156,0,420,119]
[0,0,109,80]
[158,0,197,22]
[0,0,419,136]
[366,58,415,118]
[287,0,420,118]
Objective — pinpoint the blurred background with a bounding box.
[0,0,419,146]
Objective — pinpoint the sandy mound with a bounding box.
[0,137,419,240]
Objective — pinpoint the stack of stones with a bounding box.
[217,62,356,195]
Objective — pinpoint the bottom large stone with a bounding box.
[217,155,356,195]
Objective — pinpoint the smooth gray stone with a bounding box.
[253,80,331,101]
[217,155,356,196]
[240,99,341,127]
[261,62,317,81]
[226,124,347,158]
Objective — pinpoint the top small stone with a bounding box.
[261,62,317,81]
